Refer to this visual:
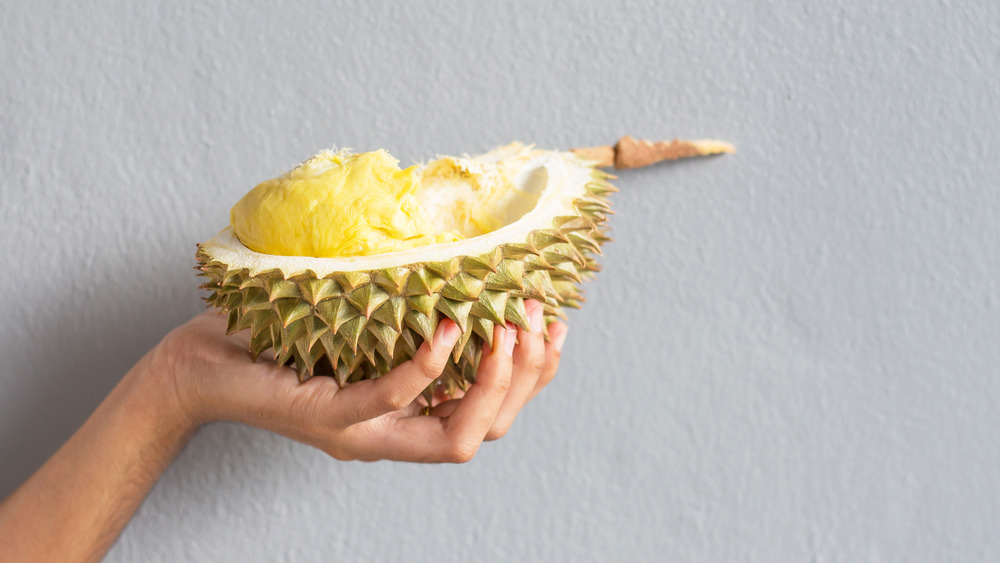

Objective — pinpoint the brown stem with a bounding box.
[571,135,735,169]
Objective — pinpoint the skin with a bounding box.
[0,300,568,563]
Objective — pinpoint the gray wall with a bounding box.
[3,1,998,561]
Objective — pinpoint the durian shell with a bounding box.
[196,159,616,401]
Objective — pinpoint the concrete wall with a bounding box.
[2,1,998,560]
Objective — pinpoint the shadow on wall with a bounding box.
[0,249,205,497]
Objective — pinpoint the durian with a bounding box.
[196,137,731,400]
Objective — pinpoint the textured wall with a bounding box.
[2,1,999,561]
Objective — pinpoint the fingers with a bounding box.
[377,322,514,462]
[332,319,461,424]
[484,300,547,440]
[528,320,567,402]
[431,321,514,458]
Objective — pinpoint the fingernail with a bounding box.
[434,320,461,352]
[552,323,569,352]
[503,323,517,356]
[528,300,544,332]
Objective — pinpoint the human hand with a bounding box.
[152,300,567,463]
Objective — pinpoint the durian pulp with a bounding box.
[230,147,544,258]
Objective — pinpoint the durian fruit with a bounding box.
[196,138,731,399]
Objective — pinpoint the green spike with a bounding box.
[249,311,273,339]
[463,334,480,365]
[275,345,295,368]
[235,308,255,333]
[567,231,602,255]
[435,298,474,333]
[530,230,569,249]
[405,268,446,296]
[357,330,380,368]
[334,357,354,387]
[368,322,401,359]
[461,248,502,277]
[452,325,473,363]
[264,278,303,301]
[334,271,371,292]
[220,268,244,288]
[372,296,406,332]
[407,293,440,317]
[520,270,550,301]
[293,340,316,381]
[586,183,618,197]
[337,315,368,353]
[399,328,418,355]
[505,297,530,331]
[372,267,411,295]
[548,262,583,284]
[545,304,569,321]
[242,287,271,312]
[226,309,240,334]
[502,242,540,259]
[404,310,438,343]
[574,195,614,213]
[305,315,330,349]
[373,350,393,376]
[543,243,587,267]
[552,280,584,302]
[248,328,274,361]
[441,272,485,301]
[273,299,311,328]
[471,316,495,350]
[296,277,339,305]
[237,271,267,290]
[580,209,608,223]
[485,259,525,291]
[470,289,508,325]
[426,257,462,279]
[523,253,555,272]
[318,331,347,369]
[552,216,596,233]
[346,284,390,318]
[280,318,309,349]
[315,299,358,333]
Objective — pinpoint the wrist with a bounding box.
[130,341,205,440]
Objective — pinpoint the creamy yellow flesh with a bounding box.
[231,148,531,258]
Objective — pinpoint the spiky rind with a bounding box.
[196,168,615,391]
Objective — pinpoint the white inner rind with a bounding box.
[201,151,594,276]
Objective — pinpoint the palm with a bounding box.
[165,304,565,463]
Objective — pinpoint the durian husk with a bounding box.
[195,153,616,401]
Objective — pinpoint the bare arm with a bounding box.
[0,301,566,562]
[0,350,194,562]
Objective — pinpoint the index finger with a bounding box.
[331,319,462,424]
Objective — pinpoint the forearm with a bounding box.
[0,351,195,563]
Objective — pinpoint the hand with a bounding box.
[153,300,568,463]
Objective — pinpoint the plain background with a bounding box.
[2,1,998,561]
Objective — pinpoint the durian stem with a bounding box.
[571,135,735,170]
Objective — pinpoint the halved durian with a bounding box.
[197,139,730,398]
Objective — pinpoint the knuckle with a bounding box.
[446,441,479,464]
[485,424,509,442]
[323,445,354,462]
[493,378,511,397]
[549,349,562,364]
[415,349,448,380]
[527,354,547,374]
[378,390,410,412]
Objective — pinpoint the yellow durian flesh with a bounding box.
[230,149,458,258]
[230,147,539,259]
